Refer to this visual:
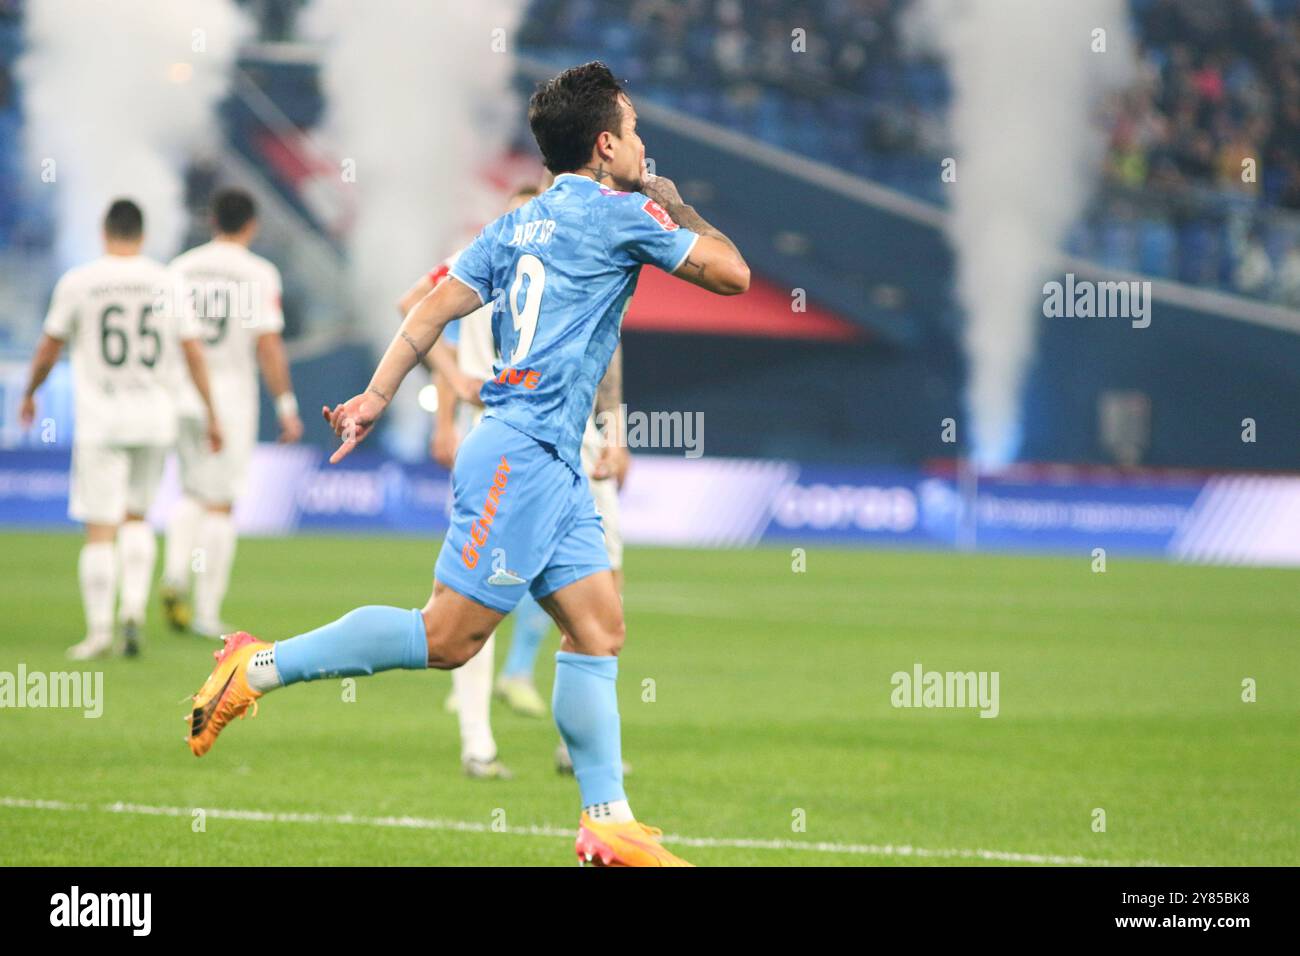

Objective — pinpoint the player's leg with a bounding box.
[67,443,124,660]
[495,592,551,717]
[160,495,200,627]
[191,502,236,636]
[453,630,512,778]
[273,579,500,683]
[191,414,250,637]
[538,568,625,800]
[115,510,154,656]
[185,417,533,756]
[537,563,688,866]
[161,417,206,631]
[433,419,559,769]
[71,522,119,660]
[555,475,624,771]
[533,465,687,866]
[114,446,165,655]
[187,578,503,756]
[439,418,570,769]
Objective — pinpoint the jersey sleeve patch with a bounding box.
[641,198,679,231]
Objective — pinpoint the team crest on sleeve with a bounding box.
[641,198,679,231]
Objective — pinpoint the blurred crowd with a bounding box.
[1097,0,1300,300]
[519,0,938,186]
[523,0,1300,213]
[0,2,25,248]
[521,0,909,99]
[2,0,1299,304]
[522,0,1300,304]
[1108,0,1300,210]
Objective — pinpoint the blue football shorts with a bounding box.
[434,416,610,613]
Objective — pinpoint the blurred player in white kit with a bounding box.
[161,189,302,637]
[19,199,222,658]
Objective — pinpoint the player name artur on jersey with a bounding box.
[506,218,557,246]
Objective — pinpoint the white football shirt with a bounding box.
[43,254,198,447]
[432,254,497,435]
[168,239,284,418]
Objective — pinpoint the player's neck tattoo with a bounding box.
[579,163,611,184]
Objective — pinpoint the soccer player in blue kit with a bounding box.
[185,62,749,866]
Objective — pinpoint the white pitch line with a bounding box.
[0,796,1170,866]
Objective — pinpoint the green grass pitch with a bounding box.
[0,530,1295,866]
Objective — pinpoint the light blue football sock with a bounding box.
[552,651,625,807]
[274,606,428,686]
[502,593,551,679]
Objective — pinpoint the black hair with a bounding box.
[103,198,143,239]
[528,61,626,174]
[212,188,257,234]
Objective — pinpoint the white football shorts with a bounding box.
[175,413,255,506]
[68,443,167,525]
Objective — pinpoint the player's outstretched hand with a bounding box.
[18,395,36,430]
[324,392,385,464]
[206,416,224,453]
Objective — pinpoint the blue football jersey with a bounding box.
[448,173,698,471]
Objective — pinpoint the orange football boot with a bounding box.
[187,631,269,756]
[575,813,694,867]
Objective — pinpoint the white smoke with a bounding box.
[906,0,1136,468]
[302,0,526,457]
[18,0,250,266]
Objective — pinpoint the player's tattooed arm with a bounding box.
[397,272,441,371]
[643,175,749,295]
[325,278,480,464]
[643,175,739,254]
[346,273,484,425]
[400,330,429,362]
